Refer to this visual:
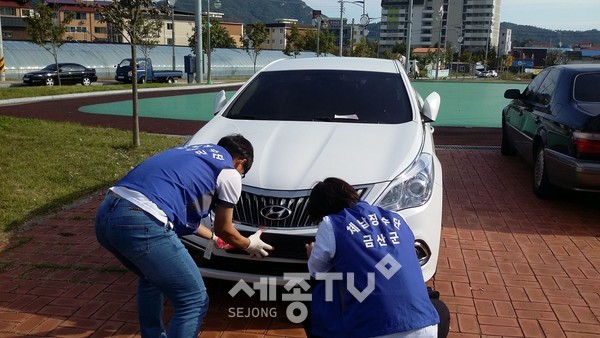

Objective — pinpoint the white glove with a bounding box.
[245,229,274,258]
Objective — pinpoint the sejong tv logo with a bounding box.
[227,253,402,323]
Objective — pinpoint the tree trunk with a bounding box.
[52,44,61,86]
[131,44,140,147]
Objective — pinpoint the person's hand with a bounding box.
[211,233,234,250]
[305,242,315,258]
[245,229,274,258]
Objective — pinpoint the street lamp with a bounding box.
[313,13,328,57]
[167,0,177,71]
[195,0,203,84]
[484,19,493,69]
[434,5,443,79]
[337,0,365,57]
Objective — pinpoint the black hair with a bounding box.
[306,177,360,224]
[217,134,254,173]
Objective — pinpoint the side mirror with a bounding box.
[214,90,227,115]
[504,89,521,99]
[422,92,440,122]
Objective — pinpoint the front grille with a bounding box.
[233,185,370,229]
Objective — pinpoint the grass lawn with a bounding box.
[0,116,185,234]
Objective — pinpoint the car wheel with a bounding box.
[167,77,174,84]
[500,119,517,156]
[139,77,146,84]
[81,76,92,86]
[533,144,554,198]
[45,78,55,86]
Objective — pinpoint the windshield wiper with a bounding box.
[226,114,262,120]
[312,114,361,122]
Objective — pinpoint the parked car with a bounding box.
[476,70,498,78]
[22,63,98,86]
[501,64,600,198]
[181,57,444,283]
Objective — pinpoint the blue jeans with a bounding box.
[95,192,208,338]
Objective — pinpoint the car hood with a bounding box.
[187,117,424,190]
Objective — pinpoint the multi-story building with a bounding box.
[262,18,313,50]
[379,0,500,59]
[0,0,244,48]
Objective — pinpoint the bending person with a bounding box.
[304,177,447,338]
[95,134,273,337]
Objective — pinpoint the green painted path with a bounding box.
[79,82,527,128]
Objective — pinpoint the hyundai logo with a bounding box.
[260,205,292,221]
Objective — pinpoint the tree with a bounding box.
[241,22,268,73]
[352,37,377,58]
[24,3,74,86]
[283,23,303,58]
[188,18,236,54]
[96,0,165,147]
[137,20,163,83]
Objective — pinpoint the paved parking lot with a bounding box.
[1,89,599,337]
[1,145,599,337]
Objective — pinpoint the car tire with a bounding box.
[81,76,92,86]
[139,76,146,84]
[167,77,174,84]
[533,144,554,198]
[45,78,55,86]
[500,119,517,156]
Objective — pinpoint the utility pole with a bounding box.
[404,0,413,74]
[435,6,443,79]
[339,0,344,56]
[195,0,203,84]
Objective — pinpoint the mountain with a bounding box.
[500,22,600,48]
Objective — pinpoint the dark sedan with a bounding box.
[22,63,98,86]
[501,64,600,198]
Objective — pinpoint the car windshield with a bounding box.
[574,72,600,102]
[118,59,133,67]
[223,69,413,124]
[41,64,57,71]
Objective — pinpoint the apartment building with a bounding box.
[0,0,243,48]
[379,0,500,58]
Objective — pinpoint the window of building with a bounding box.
[167,23,173,30]
[3,31,13,38]
[74,12,87,20]
[94,12,102,21]
[0,7,16,16]
[167,38,174,45]
[21,9,34,17]
[94,27,107,34]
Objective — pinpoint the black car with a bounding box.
[22,63,98,86]
[501,64,600,198]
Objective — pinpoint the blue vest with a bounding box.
[311,201,439,338]
[115,144,234,235]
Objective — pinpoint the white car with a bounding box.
[182,57,443,283]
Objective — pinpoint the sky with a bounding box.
[302,0,600,31]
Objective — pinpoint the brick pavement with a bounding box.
[1,147,599,337]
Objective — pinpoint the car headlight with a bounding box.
[377,153,434,211]
[127,71,132,77]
